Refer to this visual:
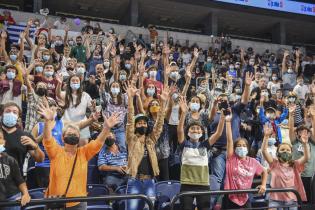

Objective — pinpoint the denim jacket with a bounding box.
[126,100,165,177]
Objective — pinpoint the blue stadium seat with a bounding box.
[87,165,101,184]
[25,188,46,210]
[155,181,181,210]
[113,185,127,210]
[87,184,110,206]
[87,205,113,210]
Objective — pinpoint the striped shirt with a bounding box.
[179,140,211,186]
[97,145,128,172]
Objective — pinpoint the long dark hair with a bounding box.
[64,75,83,109]
[109,82,123,106]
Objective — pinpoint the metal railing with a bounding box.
[170,188,302,210]
[0,194,154,210]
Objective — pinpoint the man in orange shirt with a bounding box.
[38,101,120,209]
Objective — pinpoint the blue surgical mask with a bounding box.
[43,55,50,62]
[111,87,120,95]
[235,147,248,158]
[76,67,85,75]
[149,71,157,78]
[6,72,16,80]
[190,102,200,112]
[35,66,43,73]
[10,54,17,61]
[2,112,18,128]
[44,71,54,77]
[146,88,155,97]
[70,83,80,90]
[170,71,178,80]
[268,137,276,146]
[0,145,5,153]
[125,64,131,70]
[119,74,127,81]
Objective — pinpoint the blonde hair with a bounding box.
[62,124,80,137]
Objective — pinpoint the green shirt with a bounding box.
[292,139,315,177]
[70,45,87,63]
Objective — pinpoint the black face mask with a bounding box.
[56,109,63,120]
[64,134,79,145]
[105,137,115,147]
[135,126,147,135]
[36,88,47,96]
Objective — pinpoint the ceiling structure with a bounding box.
[1,0,315,45]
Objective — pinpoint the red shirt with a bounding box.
[34,75,58,99]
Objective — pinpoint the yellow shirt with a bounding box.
[43,137,103,207]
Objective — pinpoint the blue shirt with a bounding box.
[97,145,128,175]
[209,103,245,147]
[35,118,64,167]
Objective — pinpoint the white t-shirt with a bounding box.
[62,92,92,138]
[182,53,192,65]
[0,81,23,108]
[169,104,180,125]
[53,20,67,30]
[293,84,309,100]
[267,82,281,95]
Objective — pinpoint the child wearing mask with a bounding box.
[177,96,225,210]
[262,124,309,209]
[0,129,31,210]
[223,113,267,209]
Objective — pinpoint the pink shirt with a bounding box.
[224,154,264,206]
[270,160,307,202]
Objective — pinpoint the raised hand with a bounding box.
[300,131,309,144]
[309,105,315,117]
[160,86,170,102]
[185,65,192,79]
[90,112,101,121]
[244,72,254,86]
[288,104,296,113]
[19,31,26,39]
[263,123,273,136]
[141,49,147,58]
[178,96,188,113]
[37,100,55,121]
[283,50,290,58]
[295,49,301,57]
[103,112,120,129]
[193,48,199,58]
[126,82,138,97]
[55,73,63,84]
[110,47,117,57]
[0,31,7,39]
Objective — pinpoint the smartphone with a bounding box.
[223,109,231,116]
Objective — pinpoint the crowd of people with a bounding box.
[0,9,315,210]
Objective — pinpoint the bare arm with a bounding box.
[241,72,253,104]
[226,115,234,158]
[261,126,274,165]
[177,97,188,144]
[288,104,296,144]
[282,50,289,73]
[209,115,225,146]
[296,133,310,165]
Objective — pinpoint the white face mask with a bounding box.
[188,133,202,140]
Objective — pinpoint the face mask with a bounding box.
[288,97,296,103]
[35,66,43,73]
[36,87,47,97]
[149,71,157,78]
[229,66,234,71]
[190,103,200,112]
[10,54,17,61]
[69,41,74,46]
[135,126,147,135]
[272,76,277,81]
[235,95,241,100]
[235,64,240,69]
[217,83,223,89]
[94,55,101,60]
[235,89,241,94]
[111,87,120,95]
[256,108,260,113]
[282,119,288,125]
[70,83,80,90]
[125,64,131,70]
[287,68,293,73]
[104,61,110,68]
[0,145,5,153]
[298,81,303,85]
[222,61,226,65]
[261,91,268,97]
[249,61,255,66]
[2,112,18,128]
[235,147,248,158]
[277,152,292,162]
[143,72,149,78]
[188,133,202,140]
[64,134,79,145]
[150,105,160,113]
[76,67,85,75]
[146,88,155,97]
[44,71,54,77]
[172,93,179,102]
[119,74,127,81]
[43,55,50,62]
[55,40,63,46]
[77,42,82,46]
[6,72,15,80]
[170,71,178,80]
[169,55,173,60]
[268,137,276,146]
[266,113,275,119]
[105,137,115,147]
[207,58,212,62]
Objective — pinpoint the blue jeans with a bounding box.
[210,150,226,208]
[269,199,298,210]
[125,178,156,210]
[112,126,126,152]
[4,193,21,210]
[102,173,127,191]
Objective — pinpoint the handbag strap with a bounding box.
[63,150,78,196]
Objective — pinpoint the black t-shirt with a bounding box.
[137,146,153,176]
[0,153,25,198]
[3,129,35,173]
